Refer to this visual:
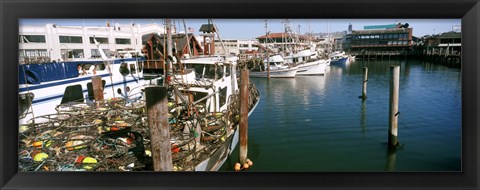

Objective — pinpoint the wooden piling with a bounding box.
[388,66,400,148]
[145,86,173,171]
[360,67,368,99]
[91,76,104,106]
[239,69,249,164]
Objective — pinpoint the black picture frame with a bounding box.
[1,0,479,189]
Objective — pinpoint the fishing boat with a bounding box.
[249,55,298,78]
[284,49,329,75]
[19,43,147,125]
[18,20,260,172]
[167,55,260,171]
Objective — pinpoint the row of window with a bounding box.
[19,35,132,45]
[20,48,130,60]
[352,33,409,40]
[214,40,238,43]
[352,40,409,46]
[214,44,238,47]
[19,49,49,57]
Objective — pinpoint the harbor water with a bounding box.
[221,59,461,172]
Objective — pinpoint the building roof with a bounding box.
[352,28,411,35]
[199,24,217,33]
[437,31,461,39]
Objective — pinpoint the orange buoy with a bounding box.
[234,163,241,171]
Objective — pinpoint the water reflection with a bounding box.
[360,99,367,137]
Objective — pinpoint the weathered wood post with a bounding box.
[145,86,173,171]
[91,76,104,106]
[239,69,249,164]
[360,67,368,99]
[388,66,400,148]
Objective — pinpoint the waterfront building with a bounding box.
[19,23,166,64]
[213,39,259,55]
[345,23,413,56]
[422,31,461,57]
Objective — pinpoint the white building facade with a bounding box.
[19,23,166,64]
[213,39,259,55]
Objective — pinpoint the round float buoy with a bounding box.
[234,163,241,171]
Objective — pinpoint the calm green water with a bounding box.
[221,59,461,172]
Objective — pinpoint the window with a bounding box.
[91,49,112,58]
[129,64,136,74]
[225,65,231,77]
[115,38,131,44]
[219,87,227,108]
[89,37,109,44]
[137,61,143,72]
[61,49,84,59]
[59,36,83,43]
[19,35,46,43]
[204,65,216,79]
[119,62,130,76]
[216,65,224,78]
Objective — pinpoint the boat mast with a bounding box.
[182,19,192,57]
[166,19,173,85]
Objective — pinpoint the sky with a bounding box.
[20,19,461,40]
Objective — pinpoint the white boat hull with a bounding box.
[295,60,328,75]
[250,67,298,78]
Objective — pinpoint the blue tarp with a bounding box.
[19,62,80,84]
[19,57,146,84]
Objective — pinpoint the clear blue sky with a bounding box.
[20,19,460,40]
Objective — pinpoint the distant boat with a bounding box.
[330,51,349,66]
[250,55,298,78]
[251,55,298,78]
